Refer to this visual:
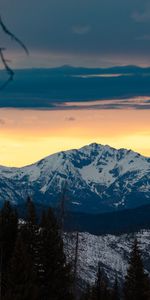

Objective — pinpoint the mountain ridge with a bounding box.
[1,142,148,168]
[1,65,150,74]
[0,143,149,213]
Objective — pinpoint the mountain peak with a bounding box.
[80,142,114,152]
[0,143,149,213]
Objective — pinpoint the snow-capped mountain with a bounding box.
[0,143,149,213]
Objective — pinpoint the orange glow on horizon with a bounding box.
[0,108,149,167]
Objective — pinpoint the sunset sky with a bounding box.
[0,0,150,166]
[0,108,149,167]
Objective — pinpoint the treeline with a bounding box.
[1,199,150,300]
[0,198,74,300]
[65,204,150,235]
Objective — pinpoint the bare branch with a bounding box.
[0,15,29,90]
[0,15,29,55]
[0,48,14,90]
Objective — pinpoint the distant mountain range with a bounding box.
[0,143,149,214]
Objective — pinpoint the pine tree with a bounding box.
[124,238,150,300]
[92,263,110,300]
[40,209,47,228]
[0,201,18,297]
[80,284,92,300]
[73,231,79,298]
[1,200,74,300]
[21,197,37,262]
[26,196,37,225]
[0,201,18,268]
[4,232,39,300]
[22,197,42,291]
[111,275,120,300]
[40,207,74,300]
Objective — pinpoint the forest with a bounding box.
[0,198,150,300]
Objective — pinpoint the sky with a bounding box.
[0,0,150,166]
[1,0,150,67]
[0,108,149,167]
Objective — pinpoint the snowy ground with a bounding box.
[64,230,150,287]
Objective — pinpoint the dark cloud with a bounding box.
[0,66,150,110]
[0,0,150,67]
[65,117,76,121]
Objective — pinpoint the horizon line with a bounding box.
[1,64,150,72]
[0,142,149,169]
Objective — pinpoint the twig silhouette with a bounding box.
[0,15,28,90]
[0,48,14,89]
[0,16,28,55]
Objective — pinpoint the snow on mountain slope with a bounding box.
[65,230,150,286]
[0,143,149,212]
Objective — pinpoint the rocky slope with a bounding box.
[65,230,150,287]
[0,143,149,213]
